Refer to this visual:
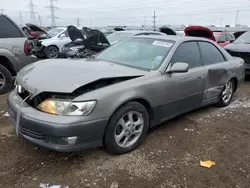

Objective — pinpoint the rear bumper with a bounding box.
[7,91,108,152]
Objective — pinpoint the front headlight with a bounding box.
[70,45,84,51]
[38,99,97,116]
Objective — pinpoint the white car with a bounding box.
[39,27,82,58]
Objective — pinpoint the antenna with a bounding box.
[45,0,59,27]
[27,0,37,24]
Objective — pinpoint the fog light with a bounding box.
[62,136,78,145]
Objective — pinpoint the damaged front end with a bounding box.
[16,76,141,116]
[60,25,110,59]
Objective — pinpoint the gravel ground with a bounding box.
[0,80,250,188]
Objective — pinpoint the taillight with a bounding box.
[24,40,31,56]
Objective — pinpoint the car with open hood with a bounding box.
[33,27,83,59]
[8,35,244,154]
[225,31,250,75]
[184,26,216,41]
[22,23,50,40]
[59,26,110,58]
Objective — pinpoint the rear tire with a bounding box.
[217,79,235,107]
[0,65,13,95]
[104,102,149,155]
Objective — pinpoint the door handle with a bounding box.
[197,76,203,79]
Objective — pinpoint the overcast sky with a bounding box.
[2,0,250,27]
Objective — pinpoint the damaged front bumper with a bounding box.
[7,91,108,152]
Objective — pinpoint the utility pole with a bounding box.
[38,15,42,25]
[89,19,92,27]
[220,18,223,27]
[0,9,6,14]
[152,11,157,31]
[76,18,80,27]
[144,16,146,26]
[19,12,23,26]
[235,10,239,26]
[45,0,59,28]
[27,0,37,24]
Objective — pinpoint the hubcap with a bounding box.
[0,73,6,89]
[47,48,58,58]
[222,81,233,103]
[114,111,144,148]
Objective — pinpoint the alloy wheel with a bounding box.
[114,111,144,148]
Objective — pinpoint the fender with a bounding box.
[0,48,20,72]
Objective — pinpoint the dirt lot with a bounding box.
[0,81,250,188]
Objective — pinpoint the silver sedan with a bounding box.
[8,35,245,155]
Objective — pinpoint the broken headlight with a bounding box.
[37,99,96,116]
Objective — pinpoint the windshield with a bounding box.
[96,37,174,70]
[233,32,250,44]
[213,32,221,40]
[107,32,132,44]
[47,28,64,37]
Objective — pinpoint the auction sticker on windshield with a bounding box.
[152,41,173,47]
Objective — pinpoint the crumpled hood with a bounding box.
[16,59,146,94]
[225,43,250,53]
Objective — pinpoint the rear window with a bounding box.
[0,15,23,38]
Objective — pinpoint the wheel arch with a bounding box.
[0,56,16,76]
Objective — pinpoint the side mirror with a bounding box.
[167,62,189,73]
[218,40,226,43]
[59,34,66,38]
[229,39,235,43]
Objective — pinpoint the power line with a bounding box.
[45,0,59,27]
[27,0,37,24]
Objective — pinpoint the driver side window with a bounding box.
[170,42,202,69]
[60,30,69,37]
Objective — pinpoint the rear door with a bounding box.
[161,41,206,119]
[198,41,230,103]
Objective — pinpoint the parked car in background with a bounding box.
[60,26,110,58]
[213,32,235,47]
[33,27,80,59]
[225,31,250,75]
[184,26,216,41]
[0,14,37,94]
[8,35,244,154]
[233,31,246,39]
[106,30,166,45]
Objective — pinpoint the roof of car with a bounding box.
[132,35,214,43]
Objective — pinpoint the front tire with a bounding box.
[104,102,149,155]
[0,65,13,95]
[45,46,59,59]
[217,79,234,107]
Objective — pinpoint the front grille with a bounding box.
[227,50,250,64]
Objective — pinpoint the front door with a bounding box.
[161,41,206,119]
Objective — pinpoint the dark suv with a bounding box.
[0,14,37,94]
